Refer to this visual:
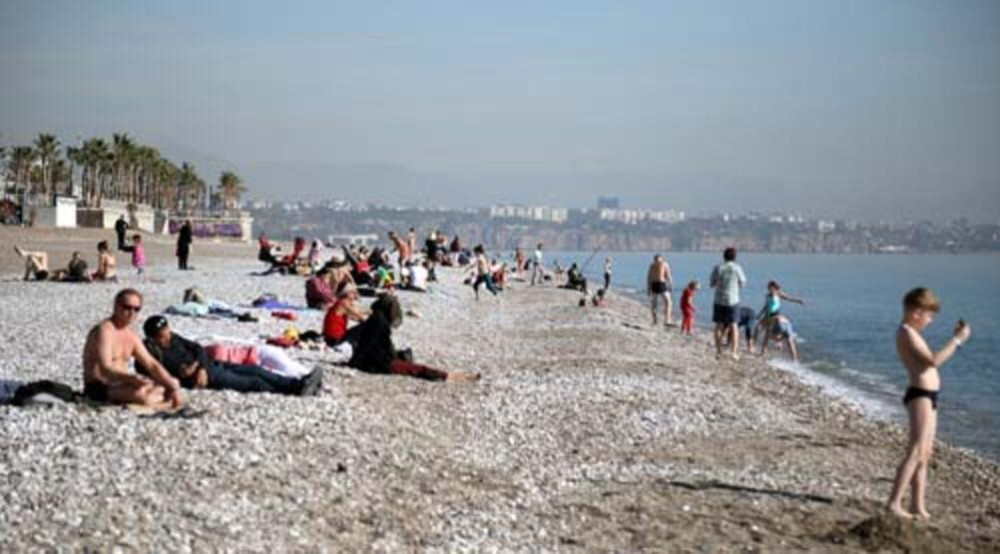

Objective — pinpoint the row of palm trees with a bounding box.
[1,133,247,215]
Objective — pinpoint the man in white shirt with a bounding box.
[405,260,429,292]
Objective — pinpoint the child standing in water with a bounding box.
[130,234,146,276]
[886,287,971,520]
[680,281,698,335]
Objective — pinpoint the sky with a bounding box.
[2,0,999,221]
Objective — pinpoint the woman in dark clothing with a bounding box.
[176,220,193,270]
[324,286,478,382]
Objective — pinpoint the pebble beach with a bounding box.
[1,231,999,552]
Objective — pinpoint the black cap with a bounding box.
[143,315,168,338]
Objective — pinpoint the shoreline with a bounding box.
[580,255,1000,463]
[0,233,998,550]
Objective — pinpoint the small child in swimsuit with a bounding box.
[680,281,698,335]
[886,287,971,521]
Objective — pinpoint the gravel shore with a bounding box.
[1,234,998,551]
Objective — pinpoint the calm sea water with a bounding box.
[538,251,1000,461]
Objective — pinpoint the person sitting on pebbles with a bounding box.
[92,240,117,281]
[139,315,323,396]
[82,288,185,409]
[324,282,479,382]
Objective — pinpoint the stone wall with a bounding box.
[76,201,156,232]
[34,196,78,228]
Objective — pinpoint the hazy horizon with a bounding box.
[2,1,999,221]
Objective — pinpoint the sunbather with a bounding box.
[14,245,50,281]
[306,266,337,309]
[139,315,322,396]
[324,283,478,382]
[93,241,117,281]
[81,289,185,409]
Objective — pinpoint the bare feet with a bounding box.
[446,371,481,383]
[887,503,915,521]
[14,245,25,257]
[912,508,932,520]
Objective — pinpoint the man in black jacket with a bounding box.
[139,316,322,396]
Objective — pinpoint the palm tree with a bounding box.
[111,133,135,202]
[176,162,205,214]
[33,134,60,205]
[9,146,35,195]
[0,145,7,196]
[218,170,246,213]
[80,138,112,207]
[66,145,83,197]
[153,158,179,210]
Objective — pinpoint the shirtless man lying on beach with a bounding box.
[82,288,184,410]
[14,246,50,280]
[886,287,970,520]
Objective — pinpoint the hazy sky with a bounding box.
[2,1,999,220]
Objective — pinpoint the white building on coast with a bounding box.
[598,208,685,225]
[489,204,568,224]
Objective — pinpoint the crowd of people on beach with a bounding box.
[10,225,976,523]
[637,247,806,362]
[73,227,491,413]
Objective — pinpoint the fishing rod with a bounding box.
[580,245,603,271]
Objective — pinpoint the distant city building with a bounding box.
[597,197,620,210]
[817,220,836,233]
[246,199,273,210]
[765,213,805,224]
[599,208,685,225]
[489,204,568,223]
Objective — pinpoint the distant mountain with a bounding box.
[240,161,473,206]
[152,140,242,187]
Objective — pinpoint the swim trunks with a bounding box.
[903,387,938,410]
[651,281,670,294]
[712,304,738,325]
[83,381,109,402]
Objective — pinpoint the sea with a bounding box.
[539,251,1000,461]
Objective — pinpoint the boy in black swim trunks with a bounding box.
[886,287,971,521]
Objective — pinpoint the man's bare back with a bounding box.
[647,260,666,287]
